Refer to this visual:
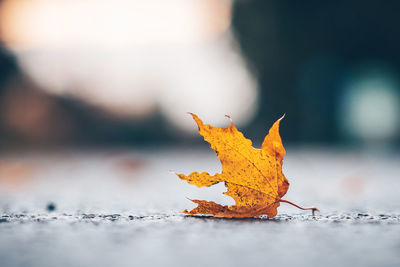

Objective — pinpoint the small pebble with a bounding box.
[46,203,56,212]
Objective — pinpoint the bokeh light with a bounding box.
[0,0,257,132]
[338,64,400,146]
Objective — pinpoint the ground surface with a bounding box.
[1,147,400,267]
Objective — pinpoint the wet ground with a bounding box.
[1,148,400,267]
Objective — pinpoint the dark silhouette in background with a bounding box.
[233,0,400,144]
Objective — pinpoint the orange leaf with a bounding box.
[176,113,290,218]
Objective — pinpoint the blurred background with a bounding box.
[1,0,400,207]
[1,0,400,203]
[1,2,400,266]
[0,0,399,149]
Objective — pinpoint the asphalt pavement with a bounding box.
[1,148,399,267]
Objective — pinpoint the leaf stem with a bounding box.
[280,199,319,216]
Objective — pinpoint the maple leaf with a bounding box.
[175,113,318,218]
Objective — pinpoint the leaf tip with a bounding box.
[185,197,196,202]
[224,114,235,126]
[187,112,198,120]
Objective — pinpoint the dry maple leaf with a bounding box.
[175,113,318,218]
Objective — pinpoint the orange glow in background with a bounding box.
[0,0,257,132]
